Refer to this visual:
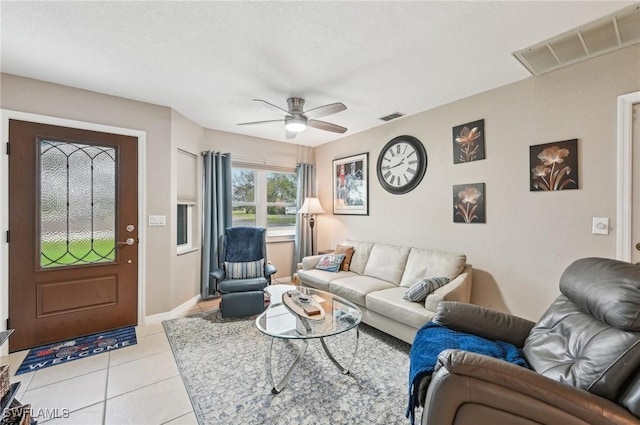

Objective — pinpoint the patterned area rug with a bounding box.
[163,310,417,425]
[16,326,137,375]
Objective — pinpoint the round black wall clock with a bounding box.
[376,135,427,194]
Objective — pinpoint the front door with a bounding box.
[8,120,138,352]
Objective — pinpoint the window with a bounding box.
[177,203,194,253]
[177,149,198,254]
[232,167,298,238]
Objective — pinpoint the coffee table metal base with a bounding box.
[267,328,360,394]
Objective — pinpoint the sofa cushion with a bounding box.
[335,245,355,271]
[343,240,374,275]
[399,248,466,287]
[525,295,640,401]
[559,257,640,331]
[298,269,357,292]
[403,277,450,302]
[225,259,264,279]
[366,287,434,329]
[315,254,346,272]
[362,244,411,285]
[330,276,396,307]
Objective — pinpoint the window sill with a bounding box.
[267,235,295,244]
[177,246,199,256]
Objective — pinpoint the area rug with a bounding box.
[16,326,137,375]
[163,310,418,425]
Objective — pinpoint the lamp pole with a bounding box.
[308,213,316,255]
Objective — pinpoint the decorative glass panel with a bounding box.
[40,139,116,268]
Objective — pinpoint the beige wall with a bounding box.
[171,110,203,305]
[314,45,640,321]
[201,128,314,279]
[1,73,175,316]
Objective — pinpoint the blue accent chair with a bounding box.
[210,227,277,318]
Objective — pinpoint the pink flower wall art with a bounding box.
[453,183,485,223]
[529,139,578,191]
[453,119,485,164]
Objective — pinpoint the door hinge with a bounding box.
[5,143,9,155]
[5,231,9,243]
[5,318,9,330]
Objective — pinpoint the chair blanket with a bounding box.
[407,322,530,425]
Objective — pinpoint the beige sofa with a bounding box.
[297,240,473,344]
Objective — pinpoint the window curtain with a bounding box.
[201,151,232,299]
[291,163,316,274]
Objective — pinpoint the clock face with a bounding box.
[376,136,427,194]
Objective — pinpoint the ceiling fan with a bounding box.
[237,98,347,139]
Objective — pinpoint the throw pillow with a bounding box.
[403,277,450,302]
[335,245,355,271]
[315,254,346,272]
[225,259,265,279]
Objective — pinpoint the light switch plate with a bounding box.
[148,215,166,226]
[592,217,609,235]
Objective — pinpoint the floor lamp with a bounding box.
[298,197,326,255]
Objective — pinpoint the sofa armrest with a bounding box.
[210,268,225,280]
[421,349,639,425]
[424,265,472,312]
[434,301,535,348]
[265,263,277,276]
[301,255,324,270]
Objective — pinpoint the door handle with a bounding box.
[117,238,135,246]
[636,243,640,251]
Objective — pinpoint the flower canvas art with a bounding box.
[529,139,578,191]
[453,119,485,164]
[453,183,485,223]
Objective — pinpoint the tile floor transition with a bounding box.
[1,298,221,425]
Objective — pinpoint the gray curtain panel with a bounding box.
[201,151,232,299]
[291,163,316,274]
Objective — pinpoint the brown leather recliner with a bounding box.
[419,257,640,425]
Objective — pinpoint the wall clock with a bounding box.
[376,135,427,194]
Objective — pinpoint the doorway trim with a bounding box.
[0,110,147,355]
[616,91,640,262]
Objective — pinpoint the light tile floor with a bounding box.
[1,298,221,425]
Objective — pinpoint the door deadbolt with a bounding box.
[126,224,135,232]
[118,238,135,246]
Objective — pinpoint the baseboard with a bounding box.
[144,294,201,325]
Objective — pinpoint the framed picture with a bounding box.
[333,153,369,215]
[453,119,485,164]
[529,139,578,191]
[453,183,485,223]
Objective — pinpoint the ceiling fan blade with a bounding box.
[286,130,297,139]
[308,119,347,134]
[237,119,284,126]
[253,99,291,116]
[303,102,347,119]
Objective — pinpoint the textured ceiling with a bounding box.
[0,1,632,147]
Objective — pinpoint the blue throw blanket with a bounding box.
[406,322,530,425]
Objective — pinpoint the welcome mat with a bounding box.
[16,326,137,375]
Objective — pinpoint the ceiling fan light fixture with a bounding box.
[285,116,307,132]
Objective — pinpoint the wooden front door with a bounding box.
[8,120,138,352]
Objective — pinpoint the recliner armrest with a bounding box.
[210,268,225,280]
[434,301,535,348]
[265,263,277,276]
[422,349,639,425]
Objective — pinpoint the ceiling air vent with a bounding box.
[378,112,405,122]
[513,2,640,75]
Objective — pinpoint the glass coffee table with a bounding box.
[256,284,362,394]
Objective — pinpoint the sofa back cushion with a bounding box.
[399,248,466,288]
[524,258,640,402]
[362,243,411,285]
[342,240,374,275]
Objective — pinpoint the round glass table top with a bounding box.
[256,285,362,340]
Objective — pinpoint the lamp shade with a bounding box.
[298,197,326,215]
